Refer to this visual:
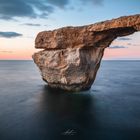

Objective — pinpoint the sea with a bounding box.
[0,60,140,140]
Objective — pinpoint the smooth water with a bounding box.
[0,60,140,140]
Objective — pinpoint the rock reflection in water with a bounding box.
[36,86,96,140]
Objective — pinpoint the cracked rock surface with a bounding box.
[33,14,140,91]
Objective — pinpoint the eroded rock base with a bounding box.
[33,47,104,91]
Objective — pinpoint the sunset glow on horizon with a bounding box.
[0,0,140,60]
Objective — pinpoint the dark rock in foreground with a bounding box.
[33,14,140,91]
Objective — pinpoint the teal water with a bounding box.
[0,60,140,140]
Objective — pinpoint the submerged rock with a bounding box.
[33,14,140,91]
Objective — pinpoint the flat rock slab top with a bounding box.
[35,14,140,49]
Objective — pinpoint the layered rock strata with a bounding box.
[33,14,140,91]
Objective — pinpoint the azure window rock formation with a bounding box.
[33,14,140,91]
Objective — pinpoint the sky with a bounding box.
[0,0,140,60]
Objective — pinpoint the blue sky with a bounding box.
[0,0,140,59]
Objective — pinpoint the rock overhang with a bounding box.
[33,14,140,91]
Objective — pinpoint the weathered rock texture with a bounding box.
[33,14,140,91]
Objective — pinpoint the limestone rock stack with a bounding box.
[33,14,140,91]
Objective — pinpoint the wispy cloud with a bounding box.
[0,32,22,38]
[0,50,13,53]
[127,43,140,46]
[117,37,132,41]
[0,0,68,20]
[80,0,103,5]
[109,45,128,49]
[21,23,41,26]
[0,0,103,20]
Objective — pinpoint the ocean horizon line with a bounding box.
[0,59,140,61]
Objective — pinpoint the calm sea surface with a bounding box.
[0,60,140,140]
